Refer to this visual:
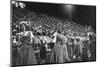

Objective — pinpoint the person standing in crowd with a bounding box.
[12,36,19,66]
[73,38,81,61]
[20,22,34,43]
[50,34,69,63]
[62,36,70,62]
[18,36,37,65]
[67,37,74,61]
[77,38,83,61]
[40,39,47,64]
[32,33,41,50]
[88,32,96,61]
[80,35,91,61]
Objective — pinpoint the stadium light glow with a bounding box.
[64,4,75,21]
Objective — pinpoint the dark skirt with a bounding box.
[40,45,46,60]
